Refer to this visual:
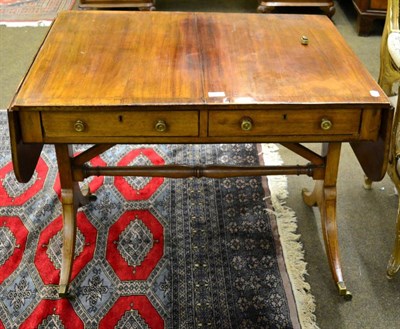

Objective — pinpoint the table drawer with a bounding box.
[208,109,361,137]
[42,111,199,137]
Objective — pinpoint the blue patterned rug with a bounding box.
[0,112,317,328]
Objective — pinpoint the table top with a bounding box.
[11,10,388,109]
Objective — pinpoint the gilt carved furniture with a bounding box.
[8,11,391,298]
[378,0,400,96]
[381,0,400,278]
[363,0,400,277]
[387,89,400,278]
[363,0,399,190]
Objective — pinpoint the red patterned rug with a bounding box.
[0,112,317,328]
[0,0,75,26]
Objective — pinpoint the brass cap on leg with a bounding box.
[337,281,352,301]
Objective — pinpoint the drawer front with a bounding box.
[42,111,199,137]
[208,109,361,137]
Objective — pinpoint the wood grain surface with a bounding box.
[12,11,388,108]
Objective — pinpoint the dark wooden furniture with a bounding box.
[257,0,336,16]
[78,0,336,13]
[8,11,391,299]
[352,0,388,35]
[79,0,155,10]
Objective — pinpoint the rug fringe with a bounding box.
[0,21,53,27]
[261,143,319,329]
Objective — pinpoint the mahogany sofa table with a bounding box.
[8,11,392,299]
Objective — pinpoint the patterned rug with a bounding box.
[0,112,317,329]
[0,0,75,26]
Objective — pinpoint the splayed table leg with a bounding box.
[55,144,93,298]
[302,142,352,300]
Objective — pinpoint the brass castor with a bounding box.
[58,285,76,300]
[337,281,353,301]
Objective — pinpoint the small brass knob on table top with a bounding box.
[241,117,253,131]
[74,120,86,132]
[300,35,309,45]
[155,120,167,132]
[320,118,333,130]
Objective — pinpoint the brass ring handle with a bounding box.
[155,120,167,132]
[241,117,253,131]
[320,118,333,130]
[74,120,86,132]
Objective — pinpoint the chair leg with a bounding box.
[387,196,400,278]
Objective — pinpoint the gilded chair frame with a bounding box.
[387,89,400,278]
[378,0,400,96]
